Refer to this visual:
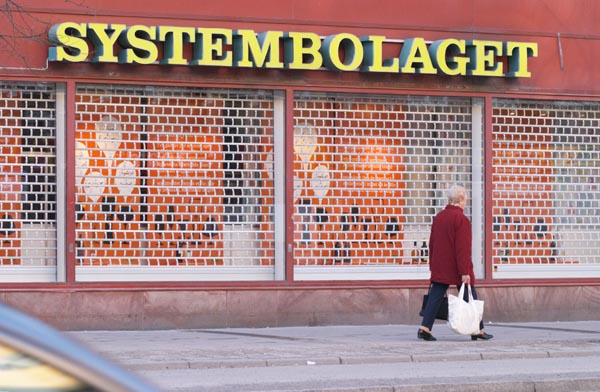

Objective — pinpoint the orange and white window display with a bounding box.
[292,94,477,267]
[75,86,276,268]
[258,143,275,265]
[293,98,406,265]
[75,100,142,265]
[492,100,600,268]
[492,131,554,265]
[1,85,57,267]
[0,114,21,264]
[145,97,224,265]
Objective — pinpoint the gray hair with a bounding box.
[447,185,467,205]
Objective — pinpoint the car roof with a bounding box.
[0,301,160,392]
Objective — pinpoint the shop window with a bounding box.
[75,86,275,270]
[222,98,267,224]
[292,93,474,267]
[492,100,600,276]
[21,91,56,223]
[0,83,57,268]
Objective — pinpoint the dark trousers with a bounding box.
[420,281,484,331]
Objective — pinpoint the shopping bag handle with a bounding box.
[458,282,474,303]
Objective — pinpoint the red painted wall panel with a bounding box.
[2,0,599,97]
[18,0,600,37]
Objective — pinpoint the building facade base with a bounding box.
[2,286,599,331]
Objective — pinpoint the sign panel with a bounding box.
[48,23,538,78]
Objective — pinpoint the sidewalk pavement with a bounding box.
[69,320,600,392]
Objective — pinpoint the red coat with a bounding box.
[428,205,475,286]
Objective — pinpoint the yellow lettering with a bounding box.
[46,23,537,78]
[399,38,436,74]
[467,40,504,76]
[118,25,158,64]
[429,39,468,76]
[87,23,127,63]
[191,28,233,66]
[233,30,284,68]
[322,33,363,71]
[283,32,323,70]
[505,41,538,77]
[158,26,196,65]
[361,36,399,72]
[48,22,89,62]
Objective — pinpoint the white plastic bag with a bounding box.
[447,283,484,335]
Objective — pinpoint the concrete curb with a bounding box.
[293,378,600,392]
[122,349,600,372]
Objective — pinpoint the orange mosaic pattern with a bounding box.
[75,89,276,267]
[492,108,561,265]
[293,101,406,265]
[0,101,21,264]
[75,96,142,265]
[145,98,225,265]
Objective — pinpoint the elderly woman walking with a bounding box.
[418,185,493,342]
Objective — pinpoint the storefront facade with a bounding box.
[1,1,599,329]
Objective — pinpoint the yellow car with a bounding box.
[0,302,159,392]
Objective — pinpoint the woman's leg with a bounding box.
[420,282,449,331]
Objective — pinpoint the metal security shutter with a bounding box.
[492,99,600,278]
[292,92,477,280]
[75,85,276,281]
[0,82,57,282]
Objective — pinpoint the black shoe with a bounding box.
[471,332,494,341]
[417,329,437,341]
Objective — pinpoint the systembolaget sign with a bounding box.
[48,23,538,77]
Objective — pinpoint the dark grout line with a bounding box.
[193,329,316,341]
[491,323,600,334]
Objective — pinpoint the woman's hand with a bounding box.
[461,274,471,285]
